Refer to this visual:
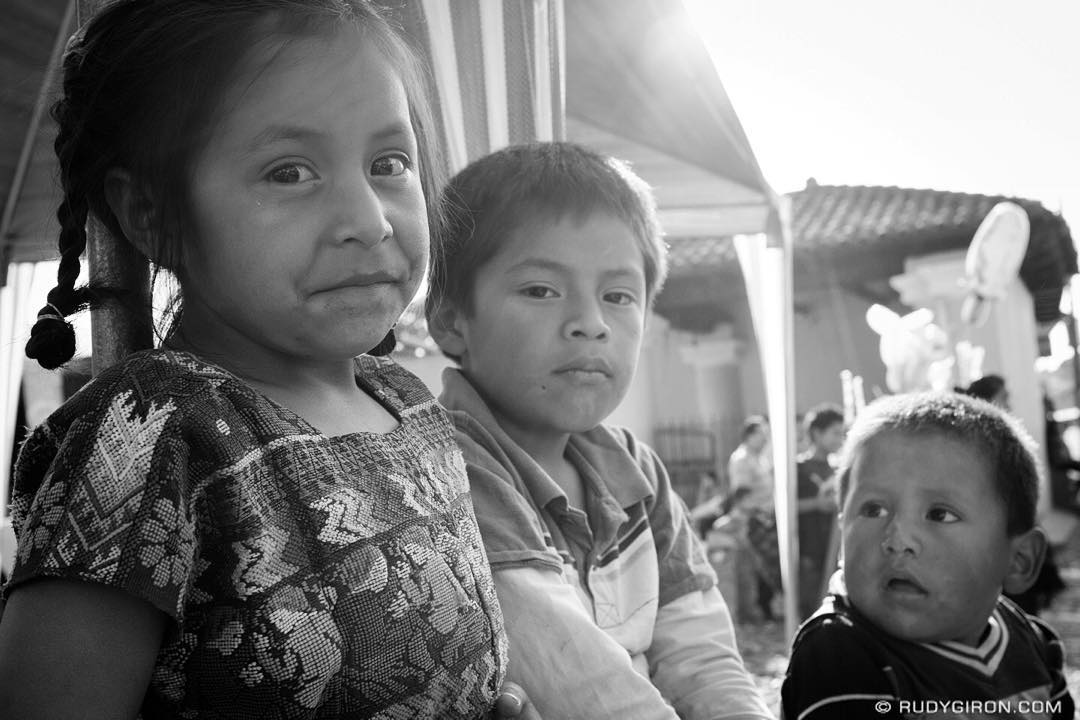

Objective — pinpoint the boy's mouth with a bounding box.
[554,357,613,378]
[884,574,928,596]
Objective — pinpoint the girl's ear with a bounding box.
[1003,526,1048,596]
[103,168,160,261]
[426,301,467,361]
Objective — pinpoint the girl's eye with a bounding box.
[371,153,411,177]
[927,507,960,523]
[604,290,637,305]
[268,164,316,184]
[522,286,557,299]
[859,501,888,518]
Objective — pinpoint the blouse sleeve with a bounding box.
[5,370,198,620]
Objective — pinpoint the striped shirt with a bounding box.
[441,368,772,720]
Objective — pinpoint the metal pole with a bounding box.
[78,0,153,375]
[86,216,151,376]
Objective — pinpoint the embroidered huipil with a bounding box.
[5,350,506,719]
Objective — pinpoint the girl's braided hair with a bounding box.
[26,0,445,369]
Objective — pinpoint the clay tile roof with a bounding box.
[666,183,1076,323]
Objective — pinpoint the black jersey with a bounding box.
[782,592,1073,719]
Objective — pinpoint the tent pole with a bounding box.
[769,198,800,645]
[78,0,153,375]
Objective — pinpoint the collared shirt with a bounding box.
[441,368,774,720]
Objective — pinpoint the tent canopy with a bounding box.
[1,0,795,636]
[0,0,776,268]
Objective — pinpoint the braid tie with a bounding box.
[25,191,90,369]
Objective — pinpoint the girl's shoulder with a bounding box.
[31,350,316,463]
[46,349,242,428]
[354,354,439,415]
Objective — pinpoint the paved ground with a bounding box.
[736,520,1080,717]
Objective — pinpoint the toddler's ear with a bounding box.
[1003,526,1047,596]
[103,168,163,263]
[426,301,467,359]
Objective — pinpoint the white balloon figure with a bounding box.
[961,201,1030,327]
[866,304,953,393]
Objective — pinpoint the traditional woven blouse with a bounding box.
[5,349,506,719]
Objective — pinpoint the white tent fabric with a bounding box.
[0,262,58,576]
[735,200,799,638]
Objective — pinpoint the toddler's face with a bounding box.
[180,30,427,364]
[454,212,646,447]
[841,431,1014,645]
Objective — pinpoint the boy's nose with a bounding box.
[331,176,393,247]
[881,518,920,556]
[564,301,610,340]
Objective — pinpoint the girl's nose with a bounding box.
[331,176,392,247]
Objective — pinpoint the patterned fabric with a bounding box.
[782,589,1074,719]
[5,349,506,719]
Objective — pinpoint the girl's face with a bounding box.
[179,29,427,370]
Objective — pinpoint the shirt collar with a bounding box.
[440,367,653,511]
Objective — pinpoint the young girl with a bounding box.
[0,2,525,717]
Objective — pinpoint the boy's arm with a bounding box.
[458,433,681,720]
[494,564,681,720]
[630,437,772,719]
[647,586,774,719]
[781,617,900,720]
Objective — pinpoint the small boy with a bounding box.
[426,142,772,720]
[781,392,1074,719]
[795,403,845,620]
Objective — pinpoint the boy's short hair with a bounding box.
[804,403,845,437]
[425,142,667,325]
[836,392,1041,536]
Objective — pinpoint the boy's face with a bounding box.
[813,422,846,455]
[451,212,647,448]
[841,431,1014,645]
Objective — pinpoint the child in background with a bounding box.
[0,2,528,717]
[728,416,780,623]
[426,142,771,720]
[794,403,844,620]
[782,393,1073,719]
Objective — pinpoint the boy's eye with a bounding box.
[604,290,637,305]
[268,163,316,184]
[858,501,888,518]
[371,153,411,177]
[926,507,960,523]
[521,286,557,299]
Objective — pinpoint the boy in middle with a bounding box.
[426,142,772,720]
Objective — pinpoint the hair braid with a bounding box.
[24,57,97,370]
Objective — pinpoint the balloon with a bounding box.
[961,201,1030,326]
[866,303,952,393]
